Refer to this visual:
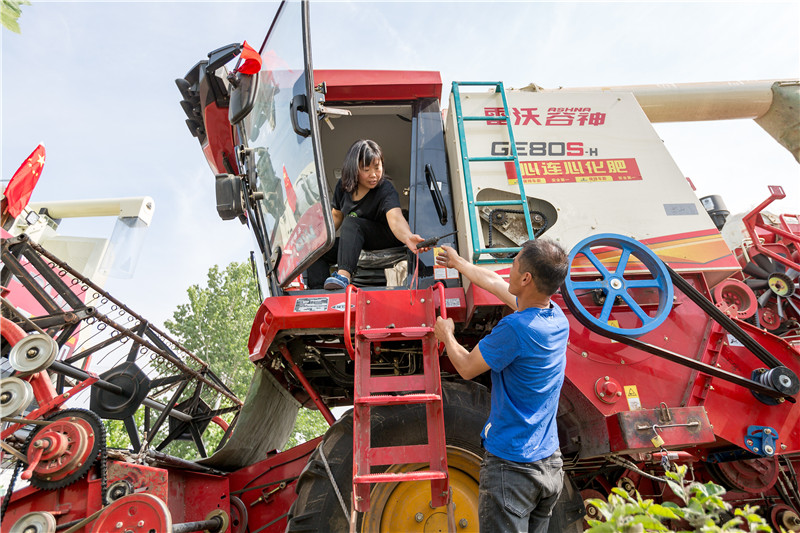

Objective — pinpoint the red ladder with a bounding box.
[344,283,453,524]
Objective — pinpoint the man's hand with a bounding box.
[436,245,516,310]
[434,316,455,343]
[434,316,490,380]
[435,245,463,269]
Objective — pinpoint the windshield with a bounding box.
[241,0,330,286]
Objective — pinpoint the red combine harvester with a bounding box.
[3,1,799,531]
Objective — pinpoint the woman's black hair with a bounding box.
[341,139,384,193]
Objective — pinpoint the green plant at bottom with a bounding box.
[585,464,773,533]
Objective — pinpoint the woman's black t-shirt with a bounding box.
[332,178,401,227]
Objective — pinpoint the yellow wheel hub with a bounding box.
[362,446,481,532]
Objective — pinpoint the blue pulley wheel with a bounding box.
[562,234,673,338]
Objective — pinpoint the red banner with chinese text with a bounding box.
[505,158,642,184]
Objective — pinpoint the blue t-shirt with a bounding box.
[478,303,569,463]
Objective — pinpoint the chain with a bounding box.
[1,424,36,520]
[98,416,109,506]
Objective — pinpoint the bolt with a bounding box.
[599,393,605,397]
[27,347,40,359]
[616,391,622,396]
[63,392,70,398]
[709,386,714,391]
[604,376,609,381]
[138,521,145,528]
[116,522,123,529]
[664,336,668,341]
[746,439,754,446]
[781,444,787,450]
[765,445,774,455]
[460,518,469,528]
[421,298,426,303]
[415,513,424,523]
[581,352,588,358]
[764,428,771,435]
[366,300,371,304]
[421,323,426,327]
[754,447,759,452]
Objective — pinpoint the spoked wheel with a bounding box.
[562,234,673,338]
[286,381,489,532]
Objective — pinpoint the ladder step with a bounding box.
[366,443,441,466]
[356,393,441,406]
[357,327,433,340]
[354,470,448,485]
[475,200,526,207]
[364,374,427,393]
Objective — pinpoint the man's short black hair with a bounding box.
[517,238,568,296]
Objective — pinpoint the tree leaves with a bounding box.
[585,465,772,533]
[1,0,30,33]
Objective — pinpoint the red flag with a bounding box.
[3,144,46,218]
[282,165,297,212]
[238,41,262,75]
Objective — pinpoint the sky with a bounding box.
[2,1,798,329]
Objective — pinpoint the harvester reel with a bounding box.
[9,511,57,533]
[0,376,35,418]
[562,234,674,338]
[8,333,58,377]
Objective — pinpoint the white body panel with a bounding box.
[445,88,738,282]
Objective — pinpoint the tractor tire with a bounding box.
[286,380,490,532]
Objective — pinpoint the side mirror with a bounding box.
[229,72,259,125]
[215,174,247,222]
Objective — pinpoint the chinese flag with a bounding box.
[282,165,297,212]
[238,41,262,75]
[3,144,46,219]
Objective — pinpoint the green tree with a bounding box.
[1,0,30,33]
[164,262,260,400]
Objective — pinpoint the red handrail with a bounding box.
[344,285,357,360]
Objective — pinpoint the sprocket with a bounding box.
[26,408,106,491]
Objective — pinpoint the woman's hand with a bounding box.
[406,234,428,253]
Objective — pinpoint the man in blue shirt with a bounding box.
[433,238,569,532]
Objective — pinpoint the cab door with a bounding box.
[236,0,333,288]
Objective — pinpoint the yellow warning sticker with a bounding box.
[433,246,459,280]
[624,385,642,411]
[608,320,619,343]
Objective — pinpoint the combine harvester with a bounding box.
[2,0,799,531]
